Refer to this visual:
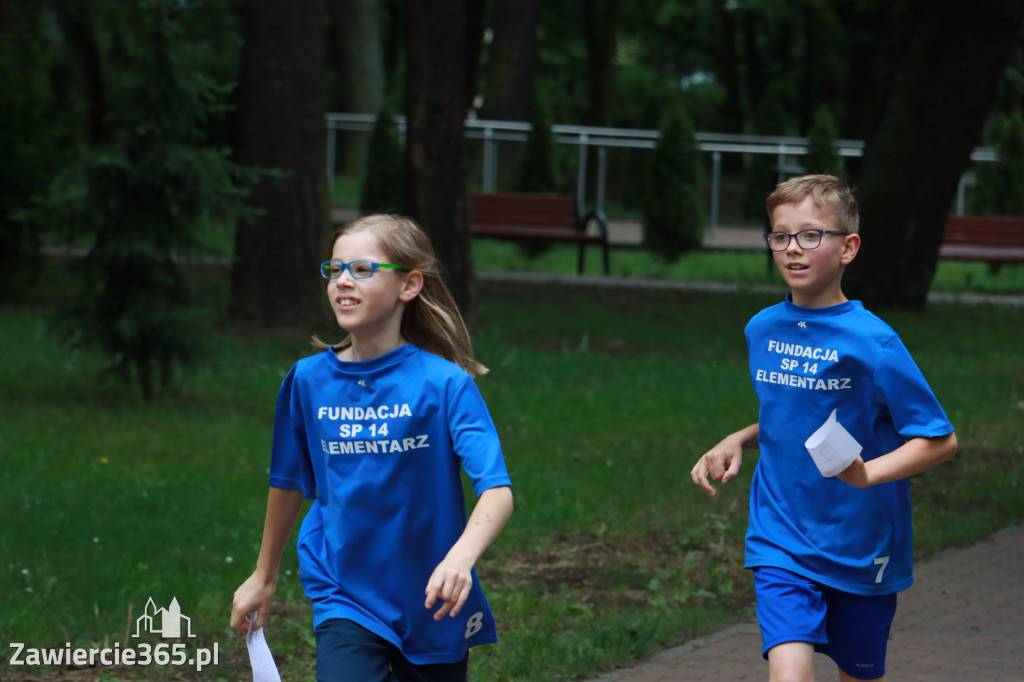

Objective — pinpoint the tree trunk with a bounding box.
[846,0,1024,309]
[330,0,384,174]
[230,0,328,330]
[479,0,541,123]
[582,0,621,129]
[404,0,473,317]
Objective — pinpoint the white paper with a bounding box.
[804,408,862,477]
[247,613,282,682]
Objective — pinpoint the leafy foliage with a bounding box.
[642,107,705,262]
[30,0,263,398]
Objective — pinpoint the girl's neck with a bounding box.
[338,335,407,363]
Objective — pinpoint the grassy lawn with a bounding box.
[2,242,1022,681]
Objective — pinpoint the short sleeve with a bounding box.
[269,367,317,499]
[875,336,954,439]
[447,376,512,497]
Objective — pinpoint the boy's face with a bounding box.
[769,196,860,308]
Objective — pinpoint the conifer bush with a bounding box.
[514,101,559,259]
[974,110,1024,215]
[642,107,705,262]
[360,102,405,215]
[31,1,261,399]
[806,105,844,177]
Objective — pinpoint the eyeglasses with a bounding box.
[320,260,411,280]
[764,229,849,251]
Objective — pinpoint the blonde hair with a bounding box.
[766,174,859,234]
[313,214,488,376]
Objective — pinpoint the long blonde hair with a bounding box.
[314,214,488,376]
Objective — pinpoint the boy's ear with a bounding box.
[398,269,424,302]
[841,233,861,265]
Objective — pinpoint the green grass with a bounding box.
[2,252,1022,681]
[470,239,1024,295]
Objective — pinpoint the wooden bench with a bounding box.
[940,215,1024,272]
[469,192,610,274]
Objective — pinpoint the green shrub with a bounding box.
[974,110,1024,215]
[27,1,261,399]
[806,105,844,177]
[360,102,405,214]
[642,107,705,262]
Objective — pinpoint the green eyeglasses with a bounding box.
[320,260,411,280]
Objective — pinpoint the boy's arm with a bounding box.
[691,423,760,496]
[424,485,513,621]
[230,486,306,633]
[837,432,958,488]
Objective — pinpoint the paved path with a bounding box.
[584,524,1024,681]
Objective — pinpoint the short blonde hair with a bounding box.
[766,174,859,234]
[315,214,487,376]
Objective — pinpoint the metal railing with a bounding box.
[326,113,995,241]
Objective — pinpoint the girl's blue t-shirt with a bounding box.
[269,344,511,664]
[744,298,953,595]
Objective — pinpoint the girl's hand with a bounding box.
[424,557,473,621]
[230,571,277,634]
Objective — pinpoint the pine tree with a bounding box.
[975,110,1024,215]
[643,107,704,262]
[806,106,844,177]
[34,0,262,398]
[360,102,405,214]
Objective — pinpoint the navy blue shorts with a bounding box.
[314,618,468,682]
[753,566,897,680]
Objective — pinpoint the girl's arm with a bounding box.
[837,432,958,488]
[230,486,306,633]
[691,422,759,496]
[424,485,513,621]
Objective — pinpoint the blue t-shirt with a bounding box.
[744,298,953,595]
[269,344,511,664]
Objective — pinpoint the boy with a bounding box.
[691,174,957,682]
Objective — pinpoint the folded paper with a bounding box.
[247,613,282,682]
[804,408,862,477]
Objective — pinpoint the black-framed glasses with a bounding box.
[764,229,849,252]
[320,260,411,280]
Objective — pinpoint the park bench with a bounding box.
[469,192,610,275]
[940,215,1024,272]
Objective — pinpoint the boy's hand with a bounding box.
[836,456,869,488]
[691,440,744,496]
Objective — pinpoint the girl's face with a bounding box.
[770,196,860,308]
[326,230,421,345]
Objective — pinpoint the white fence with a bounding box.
[326,113,996,230]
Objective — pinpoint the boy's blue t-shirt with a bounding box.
[744,298,953,595]
[269,344,511,665]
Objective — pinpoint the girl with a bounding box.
[231,214,513,682]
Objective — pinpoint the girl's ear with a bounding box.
[398,269,424,302]
[840,233,861,265]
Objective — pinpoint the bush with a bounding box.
[517,100,558,194]
[642,107,704,262]
[806,105,844,177]
[974,110,1024,215]
[360,102,405,215]
[28,1,262,399]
